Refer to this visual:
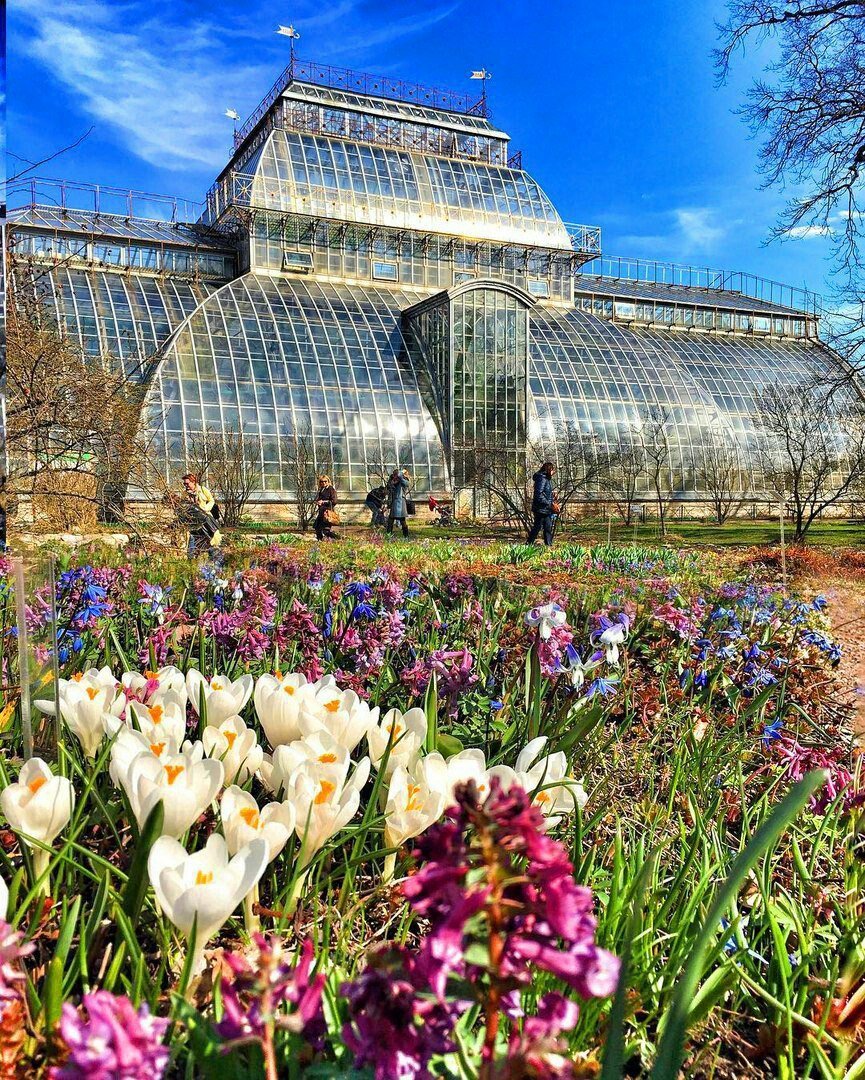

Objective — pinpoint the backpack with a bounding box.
[211,501,221,522]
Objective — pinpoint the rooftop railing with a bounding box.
[8,176,204,225]
[233,59,489,151]
[574,252,822,315]
[563,223,602,258]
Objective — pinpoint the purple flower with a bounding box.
[217,936,325,1047]
[341,946,460,1080]
[0,920,33,1008]
[50,991,169,1080]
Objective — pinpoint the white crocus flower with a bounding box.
[186,670,253,726]
[107,726,194,787]
[123,666,188,712]
[121,745,223,837]
[127,700,188,747]
[254,671,319,748]
[368,707,427,779]
[0,758,75,889]
[35,670,124,758]
[444,748,516,803]
[298,684,379,753]
[221,786,295,859]
[524,603,567,640]
[202,716,263,785]
[148,833,268,974]
[384,762,447,852]
[287,756,371,864]
[510,736,587,825]
[258,730,350,797]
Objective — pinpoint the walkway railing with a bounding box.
[7,176,203,225]
[573,252,821,315]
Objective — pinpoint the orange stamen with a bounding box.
[283,684,296,695]
[314,780,336,805]
[150,742,166,757]
[239,807,260,828]
[324,699,341,713]
[28,776,48,795]
[195,870,213,885]
[318,753,337,764]
[164,764,184,784]
[224,730,238,749]
[86,687,99,700]
[150,704,164,724]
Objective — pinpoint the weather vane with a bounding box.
[276,24,301,66]
[470,68,492,112]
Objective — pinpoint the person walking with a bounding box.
[527,461,557,546]
[385,468,411,538]
[314,475,338,540]
[181,473,219,557]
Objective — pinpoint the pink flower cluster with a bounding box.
[51,991,169,1080]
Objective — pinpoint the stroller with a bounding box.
[428,496,454,527]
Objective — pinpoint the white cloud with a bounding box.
[784,224,832,239]
[12,0,460,172]
[673,208,725,251]
[616,206,727,258]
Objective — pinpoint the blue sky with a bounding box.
[7,0,838,298]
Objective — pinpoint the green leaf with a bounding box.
[436,733,464,759]
[650,769,825,1080]
[122,801,165,926]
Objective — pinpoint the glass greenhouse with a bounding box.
[8,59,842,510]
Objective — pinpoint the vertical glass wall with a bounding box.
[451,287,529,486]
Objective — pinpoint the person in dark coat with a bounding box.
[385,468,410,538]
[527,461,557,546]
[314,475,338,540]
[365,484,387,527]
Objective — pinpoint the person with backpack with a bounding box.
[527,461,558,546]
[181,473,221,556]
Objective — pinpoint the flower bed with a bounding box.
[0,541,860,1078]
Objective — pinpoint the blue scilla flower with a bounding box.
[490,699,504,711]
[346,581,373,601]
[743,643,763,661]
[717,645,737,661]
[828,642,842,663]
[404,580,421,600]
[585,676,619,699]
[679,669,690,690]
[333,571,345,583]
[694,671,709,689]
[760,718,784,748]
[323,609,333,638]
[812,595,828,611]
[351,602,377,620]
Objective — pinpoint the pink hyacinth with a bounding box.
[50,991,169,1080]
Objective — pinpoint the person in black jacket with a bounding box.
[527,461,556,546]
[314,475,338,540]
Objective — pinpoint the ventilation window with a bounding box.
[373,261,398,281]
[282,251,313,273]
[528,279,550,298]
[614,301,636,320]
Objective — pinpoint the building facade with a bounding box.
[8,60,843,511]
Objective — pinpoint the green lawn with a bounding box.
[235,516,865,548]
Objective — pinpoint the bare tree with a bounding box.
[282,422,331,531]
[187,429,261,527]
[716,1,865,370]
[600,436,644,525]
[753,381,865,540]
[695,431,748,524]
[5,278,151,531]
[639,406,673,538]
[469,423,609,531]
